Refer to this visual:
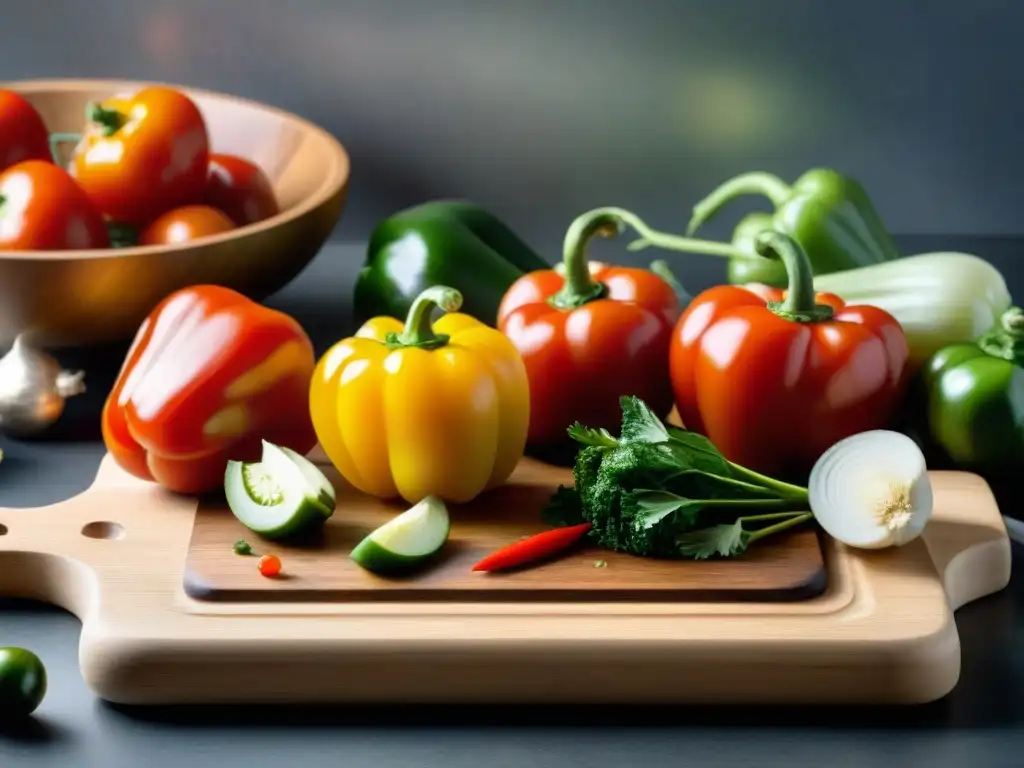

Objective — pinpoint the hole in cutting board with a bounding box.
[81,521,124,540]
[0,523,6,536]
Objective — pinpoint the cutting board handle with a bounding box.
[920,471,1013,611]
[0,453,195,611]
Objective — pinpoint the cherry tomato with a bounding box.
[138,205,236,246]
[258,554,282,578]
[0,161,110,250]
[0,647,47,718]
[70,86,209,225]
[205,153,279,226]
[0,91,51,173]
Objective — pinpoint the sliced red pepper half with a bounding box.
[101,285,318,495]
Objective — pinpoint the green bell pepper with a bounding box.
[921,306,1024,471]
[685,168,902,288]
[353,201,550,326]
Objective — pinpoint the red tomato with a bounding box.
[0,91,51,172]
[70,86,209,225]
[205,153,279,226]
[0,161,110,250]
[138,205,236,246]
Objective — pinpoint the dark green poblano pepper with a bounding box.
[353,201,550,327]
[921,306,1024,471]
[630,168,902,288]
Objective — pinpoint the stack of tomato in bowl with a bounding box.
[0,86,281,250]
[0,80,349,348]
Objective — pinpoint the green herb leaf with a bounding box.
[676,522,750,559]
[619,396,670,444]
[567,422,619,447]
[664,426,731,475]
[544,395,810,562]
[626,489,702,530]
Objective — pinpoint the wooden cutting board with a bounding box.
[184,455,827,603]
[0,445,1012,706]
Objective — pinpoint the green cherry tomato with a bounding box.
[0,647,47,718]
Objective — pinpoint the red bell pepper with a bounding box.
[497,208,681,445]
[101,285,318,494]
[472,522,593,572]
[670,230,909,478]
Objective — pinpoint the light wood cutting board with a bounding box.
[0,445,1012,706]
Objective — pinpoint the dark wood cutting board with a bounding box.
[183,454,827,603]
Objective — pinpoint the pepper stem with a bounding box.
[754,231,834,323]
[548,210,615,310]
[557,207,750,288]
[977,306,1024,364]
[1000,307,1024,337]
[48,132,83,166]
[686,171,792,236]
[386,286,463,350]
[86,102,127,137]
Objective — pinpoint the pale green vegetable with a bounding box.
[813,252,1011,366]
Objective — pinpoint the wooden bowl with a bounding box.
[0,79,351,348]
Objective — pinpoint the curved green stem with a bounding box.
[386,286,462,350]
[754,231,834,323]
[977,306,1024,364]
[48,132,82,166]
[568,207,747,260]
[726,462,809,501]
[686,171,792,236]
[548,209,616,310]
[746,512,813,544]
[86,102,127,137]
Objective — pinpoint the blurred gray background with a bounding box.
[1,0,1020,252]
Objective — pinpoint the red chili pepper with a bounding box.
[472,522,593,573]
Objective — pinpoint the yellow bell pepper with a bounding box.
[309,285,530,504]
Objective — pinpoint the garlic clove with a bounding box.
[0,334,86,437]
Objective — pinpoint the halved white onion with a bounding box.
[808,430,933,550]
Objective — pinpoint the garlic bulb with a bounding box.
[807,430,933,550]
[0,335,86,437]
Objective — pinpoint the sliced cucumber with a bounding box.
[280,445,336,514]
[350,496,450,574]
[224,440,334,540]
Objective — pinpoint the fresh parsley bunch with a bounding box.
[543,396,813,559]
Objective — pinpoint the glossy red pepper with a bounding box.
[670,230,908,478]
[472,522,592,572]
[497,208,681,445]
[101,285,318,494]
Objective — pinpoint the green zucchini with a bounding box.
[225,440,336,541]
[350,496,450,574]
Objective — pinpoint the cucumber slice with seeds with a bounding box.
[350,496,450,574]
[225,440,334,540]
[280,446,336,514]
